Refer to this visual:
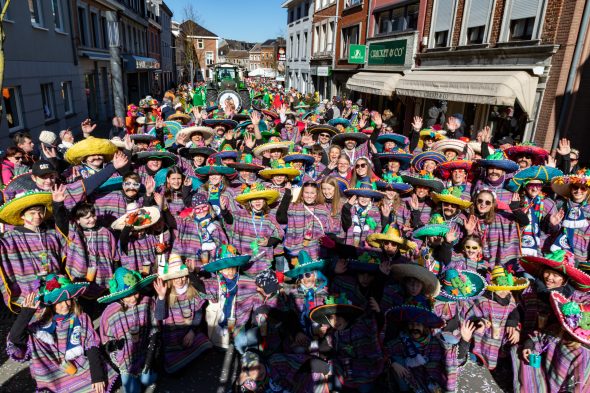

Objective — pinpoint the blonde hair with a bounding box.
[320,176,344,217]
[470,190,496,225]
[167,280,198,305]
[294,182,320,205]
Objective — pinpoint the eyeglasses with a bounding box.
[123,181,141,189]
[464,245,480,250]
[477,199,493,206]
[355,163,368,169]
[571,185,588,192]
[319,133,330,138]
[13,156,23,160]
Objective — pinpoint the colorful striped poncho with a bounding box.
[322,200,346,239]
[472,180,514,206]
[343,204,382,248]
[283,203,332,259]
[0,227,64,311]
[471,212,521,267]
[286,283,329,338]
[267,353,330,393]
[445,252,490,278]
[155,292,212,373]
[225,209,284,275]
[172,217,228,268]
[119,229,171,274]
[7,311,118,393]
[90,191,147,228]
[3,180,86,211]
[99,296,157,375]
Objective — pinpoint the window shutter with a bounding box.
[434,0,455,33]
[467,0,492,28]
[511,0,541,20]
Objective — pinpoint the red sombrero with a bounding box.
[504,144,549,165]
[261,109,279,119]
[520,250,590,292]
[436,160,474,180]
[550,291,590,346]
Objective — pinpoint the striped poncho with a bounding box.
[172,217,228,267]
[471,212,521,267]
[283,203,332,259]
[90,190,147,228]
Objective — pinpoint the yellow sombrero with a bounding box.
[0,191,53,226]
[252,141,293,157]
[417,128,446,149]
[366,225,417,251]
[235,183,280,205]
[258,159,301,180]
[486,266,529,292]
[431,187,472,209]
[64,137,118,165]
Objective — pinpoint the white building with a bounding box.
[282,0,314,94]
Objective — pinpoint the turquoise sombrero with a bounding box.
[506,165,563,192]
[412,214,449,239]
[328,118,351,128]
[202,244,252,273]
[436,269,486,302]
[134,150,177,168]
[97,267,157,304]
[376,133,409,152]
[195,156,237,177]
[37,274,89,306]
[375,173,413,193]
[284,250,326,279]
[376,148,412,171]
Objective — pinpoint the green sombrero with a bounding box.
[64,137,118,165]
[202,244,252,273]
[412,214,450,239]
[436,269,486,302]
[309,294,364,324]
[284,250,326,279]
[0,190,53,226]
[134,150,177,168]
[97,267,157,304]
[37,274,89,306]
[195,156,237,177]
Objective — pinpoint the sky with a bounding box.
[168,0,287,43]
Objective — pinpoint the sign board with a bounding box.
[317,66,331,76]
[348,44,366,64]
[277,47,286,62]
[368,39,406,66]
[136,59,159,70]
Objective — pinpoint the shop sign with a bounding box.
[368,39,406,66]
[348,44,366,64]
[136,58,160,70]
[317,66,331,76]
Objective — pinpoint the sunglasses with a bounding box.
[319,133,331,138]
[355,163,368,169]
[477,199,493,206]
[464,245,480,250]
[123,181,141,189]
[13,156,24,160]
[571,185,588,192]
[193,205,209,213]
[302,272,315,278]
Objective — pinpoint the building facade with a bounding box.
[249,43,262,71]
[181,21,219,81]
[1,0,86,144]
[159,2,174,91]
[310,0,338,99]
[283,0,314,94]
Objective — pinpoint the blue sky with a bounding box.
[168,0,286,43]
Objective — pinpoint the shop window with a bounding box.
[41,83,56,120]
[91,12,100,48]
[51,0,64,32]
[509,17,535,41]
[341,25,359,59]
[467,26,485,44]
[29,0,43,27]
[374,2,419,35]
[3,87,24,131]
[431,0,456,48]
[61,82,74,115]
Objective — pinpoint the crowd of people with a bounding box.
[0,81,589,393]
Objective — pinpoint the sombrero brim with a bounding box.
[437,271,486,302]
[551,175,590,198]
[376,152,412,165]
[195,165,237,177]
[331,133,369,146]
[177,126,214,144]
[431,192,472,209]
[261,109,279,119]
[412,224,449,239]
[111,207,161,231]
[386,305,444,328]
[97,274,158,304]
[344,188,385,200]
[375,181,413,194]
[64,137,119,165]
[308,125,339,137]
[550,291,590,346]
[179,147,217,158]
[390,264,440,297]
[0,192,53,226]
[202,119,238,129]
[227,162,265,171]
[258,167,301,180]
[401,175,444,193]
[505,146,549,163]
[507,166,563,192]
[284,154,315,166]
[486,277,530,292]
[309,304,364,324]
[40,282,90,306]
[411,151,447,171]
[284,261,326,278]
[203,255,252,273]
[519,255,590,291]
[432,140,474,160]
[130,134,157,142]
[252,141,294,157]
[328,118,351,127]
[436,160,473,180]
[366,233,417,251]
[168,113,192,124]
[160,269,189,281]
[134,151,177,168]
[376,134,409,149]
[235,189,280,205]
[477,159,519,173]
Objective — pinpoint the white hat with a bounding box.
[39,130,57,146]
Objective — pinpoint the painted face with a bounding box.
[146,159,162,172]
[442,202,458,218]
[463,240,481,260]
[21,206,46,227]
[32,173,57,190]
[475,192,494,214]
[543,268,565,289]
[76,212,97,229]
[54,299,72,315]
[302,186,317,205]
[167,173,183,190]
[300,272,317,288]
[486,167,506,182]
[321,183,336,200]
[451,169,467,184]
[84,154,105,169]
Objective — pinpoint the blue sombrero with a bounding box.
[376,133,409,152]
[202,119,238,130]
[195,164,237,177]
[507,165,563,192]
[375,173,413,193]
[477,150,520,173]
[411,151,447,172]
[203,244,252,273]
[284,250,326,279]
[283,151,315,167]
[344,181,385,200]
[328,118,350,128]
[376,149,412,170]
[386,304,444,328]
[436,269,486,302]
[214,146,239,161]
[334,177,350,193]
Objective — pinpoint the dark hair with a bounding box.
[310,144,324,155]
[12,132,32,146]
[2,146,25,160]
[73,203,96,220]
[164,166,184,202]
[123,172,141,182]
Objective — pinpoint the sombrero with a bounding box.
[202,119,238,130]
[431,139,474,160]
[386,304,444,328]
[486,266,529,292]
[436,160,473,180]
[367,225,417,251]
[195,156,237,177]
[110,137,126,148]
[375,173,413,194]
[507,165,563,192]
[390,263,441,297]
[97,267,157,304]
[168,112,192,124]
[158,254,189,281]
[64,137,118,165]
[401,172,444,193]
[477,150,520,173]
[375,149,412,171]
[227,153,265,172]
[176,126,215,144]
[283,151,315,167]
[261,109,279,119]
[345,250,383,272]
[294,103,310,110]
[235,183,280,205]
[431,187,472,209]
[375,133,409,152]
[179,146,217,159]
[411,151,447,172]
[0,190,53,226]
[130,133,157,144]
[37,274,89,306]
[417,128,446,150]
[202,244,252,273]
[284,250,326,279]
[258,160,301,180]
[331,129,369,146]
[344,181,385,200]
[214,145,240,161]
[308,124,339,137]
[111,203,161,231]
[149,120,183,148]
[328,118,351,128]
[252,141,294,157]
[134,150,177,168]
[412,214,449,239]
[551,169,590,199]
[236,120,268,134]
[436,269,486,302]
[309,294,363,325]
[231,113,250,122]
[550,291,590,346]
[520,250,590,292]
[505,143,549,165]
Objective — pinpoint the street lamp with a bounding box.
[106,11,125,119]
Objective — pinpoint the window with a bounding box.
[196,39,204,49]
[313,25,320,53]
[304,2,309,17]
[431,0,456,47]
[3,87,23,131]
[41,83,56,120]
[29,0,43,26]
[345,0,362,9]
[295,34,300,58]
[504,0,544,42]
[51,0,64,31]
[206,51,214,65]
[303,32,308,57]
[510,17,535,40]
[101,17,108,49]
[466,26,485,44]
[374,2,419,35]
[327,21,335,51]
[90,12,99,47]
[61,82,74,115]
[288,9,294,24]
[341,25,359,59]
[462,0,493,44]
[78,7,88,46]
[296,4,301,20]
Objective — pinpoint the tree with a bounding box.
[182,4,202,83]
[0,0,11,119]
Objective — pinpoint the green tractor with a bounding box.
[205,63,251,111]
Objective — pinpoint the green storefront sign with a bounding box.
[348,44,366,64]
[368,39,407,66]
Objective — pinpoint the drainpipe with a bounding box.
[331,0,340,96]
[552,0,590,150]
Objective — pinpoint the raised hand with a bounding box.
[224,129,235,141]
[460,320,476,342]
[301,131,314,146]
[549,209,565,226]
[409,194,420,210]
[153,278,167,300]
[244,133,256,149]
[81,118,97,135]
[380,202,392,218]
[144,176,156,196]
[545,154,556,168]
[556,138,571,156]
[21,292,40,310]
[464,215,477,235]
[411,116,423,131]
[124,134,135,151]
[372,111,383,127]
[52,184,67,203]
[445,226,458,243]
[250,110,261,126]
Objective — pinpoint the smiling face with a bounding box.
[414,186,430,199]
[271,174,286,186]
[249,198,265,212]
[123,178,141,198]
[525,181,543,198]
[167,173,183,190]
[146,159,162,172]
[475,192,494,214]
[172,276,188,289]
[486,167,506,182]
[444,150,458,161]
[76,212,97,229]
[193,155,206,167]
[269,149,284,160]
[321,183,335,200]
[571,184,589,203]
[358,196,371,207]
[441,202,458,218]
[54,299,72,315]
[543,268,565,289]
[302,185,318,205]
[84,154,105,169]
[354,160,369,177]
[209,174,222,185]
[344,139,357,150]
[386,160,400,173]
[422,160,437,173]
[451,168,467,184]
[337,158,350,174]
[463,239,481,260]
[515,153,532,169]
[329,147,341,162]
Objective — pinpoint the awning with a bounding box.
[395,70,538,114]
[81,51,111,61]
[346,72,403,96]
[123,55,160,71]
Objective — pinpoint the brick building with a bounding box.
[310,0,338,99]
[181,20,219,81]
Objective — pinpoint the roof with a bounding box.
[261,39,276,47]
[249,43,261,53]
[226,50,249,59]
[180,20,218,38]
